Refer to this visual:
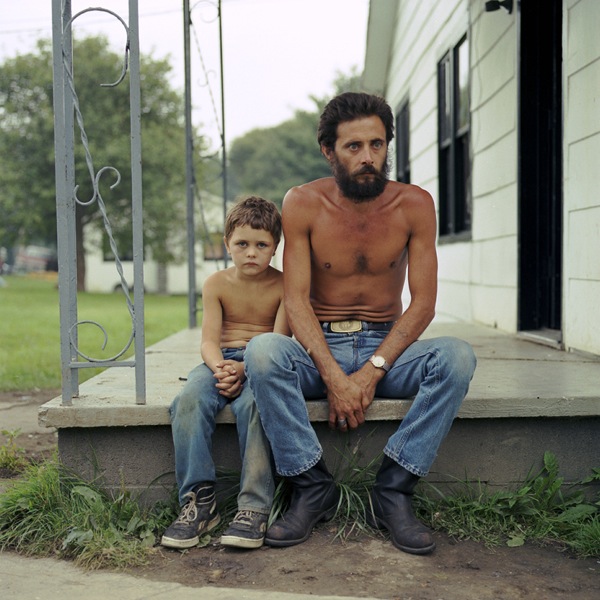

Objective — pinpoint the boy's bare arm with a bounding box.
[200,273,226,372]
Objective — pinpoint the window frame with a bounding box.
[437,34,472,242]
[395,99,410,184]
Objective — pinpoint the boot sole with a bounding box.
[160,514,221,549]
[368,512,436,555]
[264,506,337,547]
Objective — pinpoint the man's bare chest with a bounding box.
[310,217,409,277]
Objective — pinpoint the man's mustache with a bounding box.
[355,165,380,176]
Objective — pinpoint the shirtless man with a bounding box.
[245,92,476,555]
[162,196,290,550]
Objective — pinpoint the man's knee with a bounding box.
[441,337,477,380]
[246,332,289,374]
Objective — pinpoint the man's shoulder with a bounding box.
[282,178,336,221]
[285,177,335,201]
[384,181,434,207]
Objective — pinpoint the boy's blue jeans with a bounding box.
[169,347,274,513]
[245,331,476,478]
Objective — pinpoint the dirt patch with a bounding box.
[1,389,599,599]
[142,529,599,599]
[0,389,59,478]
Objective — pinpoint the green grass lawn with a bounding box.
[0,274,194,392]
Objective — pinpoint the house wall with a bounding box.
[380,0,519,330]
[562,0,600,355]
[369,0,600,355]
[468,1,518,332]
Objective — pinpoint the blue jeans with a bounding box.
[245,331,476,478]
[169,347,274,513]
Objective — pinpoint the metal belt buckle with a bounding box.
[330,319,362,333]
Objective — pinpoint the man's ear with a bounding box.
[320,144,333,161]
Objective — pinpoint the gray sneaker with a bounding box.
[220,510,268,549]
[161,484,221,549]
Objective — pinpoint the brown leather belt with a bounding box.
[321,320,395,333]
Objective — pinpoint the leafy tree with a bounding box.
[228,109,330,205]
[0,35,206,290]
[228,68,364,206]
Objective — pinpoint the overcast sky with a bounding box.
[0,0,370,150]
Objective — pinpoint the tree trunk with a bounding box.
[157,262,168,295]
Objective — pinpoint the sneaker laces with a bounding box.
[175,486,215,525]
[232,510,259,527]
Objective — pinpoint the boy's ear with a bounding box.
[223,236,230,254]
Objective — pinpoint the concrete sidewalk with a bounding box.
[0,552,376,600]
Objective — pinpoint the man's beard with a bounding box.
[329,153,390,202]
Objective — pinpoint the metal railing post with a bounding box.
[51,0,146,405]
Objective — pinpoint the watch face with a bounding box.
[372,356,385,367]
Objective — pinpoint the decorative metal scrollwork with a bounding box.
[63,7,136,363]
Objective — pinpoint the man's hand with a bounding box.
[326,374,366,432]
[327,366,381,431]
[349,365,380,411]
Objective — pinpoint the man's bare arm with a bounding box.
[282,188,367,429]
[352,187,438,406]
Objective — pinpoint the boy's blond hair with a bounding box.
[224,196,282,245]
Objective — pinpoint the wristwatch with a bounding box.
[369,355,391,373]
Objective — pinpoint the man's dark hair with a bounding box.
[224,195,282,245]
[317,92,395,151]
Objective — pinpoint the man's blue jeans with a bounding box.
[169,347,274,513]
[245,331,476,478]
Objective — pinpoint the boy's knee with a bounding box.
[170,390,194,420]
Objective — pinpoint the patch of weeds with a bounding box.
[0,429,28,475]
[0,459,173,569]
[417,452,600,558]
[2,450,596,568]
[331,450,379,540]
[266,442,382,542]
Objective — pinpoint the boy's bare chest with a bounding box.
[222,279,280,325]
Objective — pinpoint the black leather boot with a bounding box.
[265,458,340,547]
[369,456,435,555]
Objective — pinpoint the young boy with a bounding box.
[161,196,289,550]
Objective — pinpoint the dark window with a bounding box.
[396,100,410,183]
[438,35,471,238]
[203,232,225,261]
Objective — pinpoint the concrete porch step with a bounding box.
[38,322,600,504]
[39,322,600,428]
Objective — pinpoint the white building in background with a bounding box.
[84,190,284,295]
[85,192,226,295]
[363,0,600,356]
